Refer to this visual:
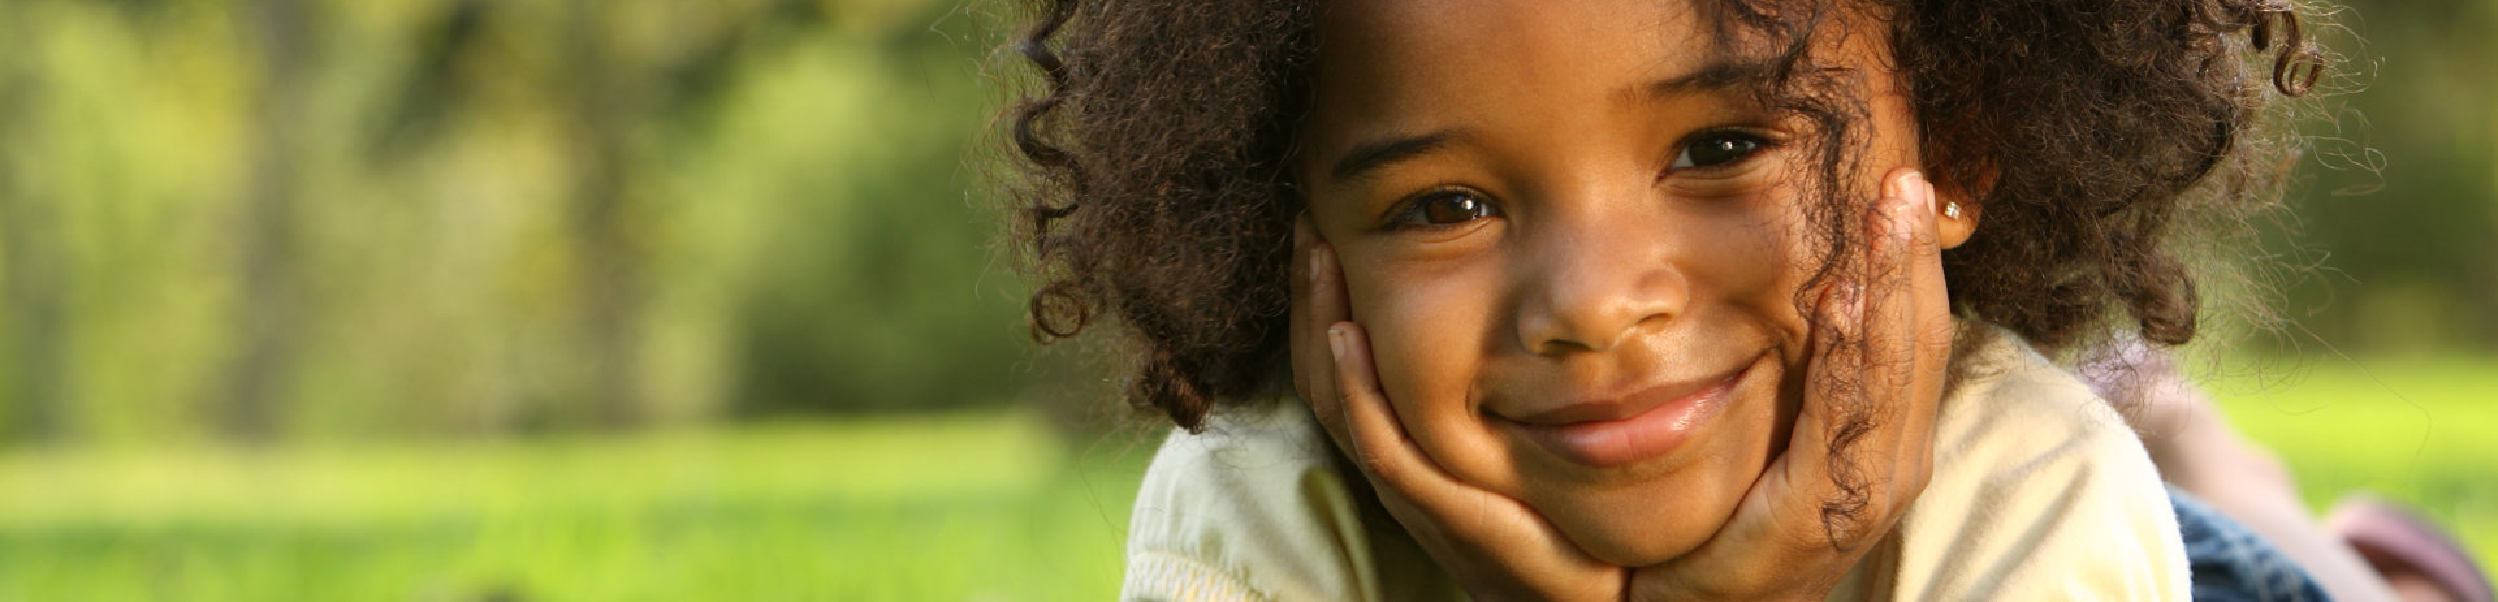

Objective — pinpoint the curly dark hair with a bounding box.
[1000,0,2323,433]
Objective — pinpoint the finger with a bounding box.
[1329,322,1469,508]
[1290,214,1317,401]
[1897,172,1953,493]
[1771,169,1929,551]
[1328,322,1616,597]
[1822,168,1945,540]
[1865,169,1925,425]
[1857,170,1948,500]
[1329,323,1533,540]
[1302,236,1356,453]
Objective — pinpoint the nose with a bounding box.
[1513,204,1686,355]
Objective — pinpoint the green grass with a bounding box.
[2202,355,2498,580]
[0,414,1156,601]
[0,357,2489,601]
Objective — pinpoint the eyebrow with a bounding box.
[1329,130,1459,184]
[1324,58,1767,185]
[1644,58,1772,98]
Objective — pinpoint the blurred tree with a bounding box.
[2271,0,2498,353]
[212,0,311,442]
[0,0,72,445]
[379,0,1042,421]
[559,0,650,427]
[721,2,1036,418]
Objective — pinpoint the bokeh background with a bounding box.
[0,0,2487,599]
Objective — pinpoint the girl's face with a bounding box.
[1298,0,1929,566]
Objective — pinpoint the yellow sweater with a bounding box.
[1120,327,2191,601]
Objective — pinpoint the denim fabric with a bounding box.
[2172,488,2336,602]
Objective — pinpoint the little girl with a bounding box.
[1001,0,2362,599]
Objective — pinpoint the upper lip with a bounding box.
[1496,359,1754,426]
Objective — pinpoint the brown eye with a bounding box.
[1670,130,1772,170]
[1394,190,1503,227]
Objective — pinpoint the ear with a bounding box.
[1935,164,1996,249]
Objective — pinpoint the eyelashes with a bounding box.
[1387,188,1504,228]
[1669,128,1775,171]
[1378,127,1780,231]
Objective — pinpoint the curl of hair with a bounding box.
[1003,0,1315,431]
[1895,0,2320,351]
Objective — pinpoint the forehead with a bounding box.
[1305,0,1715,157]
[1317,0,1704,73]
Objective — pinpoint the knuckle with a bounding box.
[1905,222,1943,256]
[1916,318,1956,340]
[1359,448,1403,481]
[1915,321,1958,353]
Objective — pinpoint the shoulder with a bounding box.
[1881,324,2191,601]
[1122,400,1460,602]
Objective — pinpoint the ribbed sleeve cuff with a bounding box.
[1123,550,1268,602]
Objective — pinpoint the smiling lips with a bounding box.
[1505,361,1752,468]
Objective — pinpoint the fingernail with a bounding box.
[1309,246,1326,286]
[1838,280,1864,319]
[1885,169,1916,201]
[1327,325,1347,361]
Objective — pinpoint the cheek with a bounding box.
[1689,222,1792,295]
[1686,194,1821,331]
[1340,251,1497,378]
[1344,253,1491,406]
[1339,254,1520,485]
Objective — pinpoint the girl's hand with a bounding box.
[1627,168,1953,601]
[1290,217,1626,602]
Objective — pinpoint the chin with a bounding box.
[1518,361,1788,567]
[1541,470,1756,566]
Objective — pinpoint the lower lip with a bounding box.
[1512,363,1750,468]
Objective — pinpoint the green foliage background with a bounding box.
[0,0,2489,442]
[0,0,1047,444]
[0,0,2490,599]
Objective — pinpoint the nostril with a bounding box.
[1519,300,1638,355]
[1532,336,1599,356]
[1515,275,1681,356]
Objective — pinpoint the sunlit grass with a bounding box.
[0,412,1153,601]
[0,357,2490,601]
[2204,355,2498,579]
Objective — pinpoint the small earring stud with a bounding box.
[1942,201,1962,219]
